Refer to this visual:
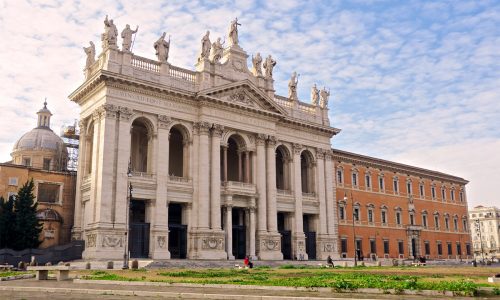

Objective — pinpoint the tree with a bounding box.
[0,195,16,248]
[12,179,42,250]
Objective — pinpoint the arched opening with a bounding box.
[85,122,94,175]
[224,135,250,182]
[300,151,314,194]
[130,118,152,173]
[275,145,290,190]
[169,126,187,177]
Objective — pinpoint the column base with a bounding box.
[292,232,308,260]
[316,234,339,260]
[188,229,227,259]
[150,230,171,260]
[71,228,83,241]
[256,232,283,260]
[82,228,127,260]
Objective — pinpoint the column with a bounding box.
[266,136,278,233]
[293,143,304,234]
[255,134,267,233]
[191,125,199,229]
[324,151,337,235]
[196,121,211,229]
[316,149,327,234]
[210,124,223,230]
[225,199,234,259]
[72,119,87,239]
[238,151,243,182]
[244,151,251,183]
[249,198,256,259]
[222,145,228,182]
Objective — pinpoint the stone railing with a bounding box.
[277,189,292,196]
[222,181,256,194]
[169,65,196,83]
[131,55,160,72]
[131,171,153,179]
[274,95,293,108]
[302,192,316,198]
[168,175,191,183]
[298,102,316,114]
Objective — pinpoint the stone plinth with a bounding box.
[82,229,127,260]
[188,229,227,260]
[256,232,283,260]
[316,234,339,260]
[292,233,308,260]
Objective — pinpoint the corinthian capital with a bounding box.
[256,133,267,146]
[316,148,326,160]
[194,121,211,135]
[158,115,172,129]
[118,106,133,121]
[292,143,303,155]
[267,135,277,147]
[211,124,224,137]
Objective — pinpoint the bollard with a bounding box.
[131,259,139,269]
[107,261,114,269]
[85,262,91,270]
[18,261,26,271]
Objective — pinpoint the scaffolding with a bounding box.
[60,121,79,171]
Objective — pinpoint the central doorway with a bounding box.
[232,208,246,259]
[168,203,187,259]
[278,212,292,260]
[129,200,150,258]
[303,214,316,260]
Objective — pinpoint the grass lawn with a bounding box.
[78,265,500,296]
[0,271,32,277]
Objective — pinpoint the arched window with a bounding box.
[300,150,315,194]
[130,118,153,173]
[275,145,291,190]
[224,135,248,182]
[169,126,189,177]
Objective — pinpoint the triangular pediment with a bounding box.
[197,80,287,116]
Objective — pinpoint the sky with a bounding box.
[0,0,498,208]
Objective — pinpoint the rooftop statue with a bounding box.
[210,37,224,63]
[319,87,330,108]
[83,41,95,69]
[228,18,240,46]
[251,52,263,76]
[154,32,170,63]
[199,31,211,61]
[121,24,138,52]
[263,55,276,79]
[288,72,299,100]
[101,15,118,49]
[311,84,319,106]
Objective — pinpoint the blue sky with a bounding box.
[0,0,498,207]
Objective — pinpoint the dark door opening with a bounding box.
[168,203,187,259]
[278,212,292,259]
[303,214,316,260]
[129,200,150,258]
[232,208,246,259]
[411,238,417,259]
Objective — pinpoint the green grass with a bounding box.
[0,271,32,278]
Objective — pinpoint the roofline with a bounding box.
[332,148,469,185]
[0,162,76,176]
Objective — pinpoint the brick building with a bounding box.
[333,149,471,261]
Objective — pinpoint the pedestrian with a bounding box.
[244,255,253,269]
[327,255,334,267]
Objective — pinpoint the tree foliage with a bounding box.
[0,195,16,248]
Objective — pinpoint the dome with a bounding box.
[13,127,66,153]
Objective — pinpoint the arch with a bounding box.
[275,144,291,190]
[169,124,190,177]
[130,117,154,173]
[221,131,251,149]
[300,149,315,194]
[130,114,156,134]
[226,134,248,182]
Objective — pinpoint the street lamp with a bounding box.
[474,219,485,263]
[344,192,357,267]
[123,161,133,269]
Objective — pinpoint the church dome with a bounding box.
[13,128,66,153]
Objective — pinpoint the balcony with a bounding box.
[222,181,256,196]
[406,225,422,231]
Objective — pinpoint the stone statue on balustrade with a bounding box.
[228,18,240,46]
[319,87,330,108]
[101,15,118,49]
[263,55,276,79]
[251,52,263,76]
[154,32,170,63]
[121,24,138,52]
[288,72,299,100]
[198,31,211,61]
[311,84,319,106]
[83,41,95,69]
[210,37,224,63]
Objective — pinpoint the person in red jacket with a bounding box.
[244,256,253,268]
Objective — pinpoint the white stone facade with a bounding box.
[469,206,500,261]
[70,20,340,260]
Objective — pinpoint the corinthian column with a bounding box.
[210,124,224,230]
[266,136,278,233]
[255,134,267,233]
[196,121,211,229]
[316,149,327,234]
[292,143,307,260]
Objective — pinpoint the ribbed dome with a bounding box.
[12,127,66,153]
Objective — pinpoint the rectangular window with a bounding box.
[381,211,387,224]
[379,177,384,191]
[431,186,436,199]
[456,243,461,256]
[437,243,442,255]
[337,170,343,184]
[419,184,424,197]
[398,241,404,254]
[43,158,51,171]
[23,157,31,166]
[393,179,398,193]
[354,208,360,221]
[422,215,428,228]
[459,191,464,202]
[37,183,60,203]
[466,243,471,255]
[8,177,18,186]
[462,219,467,231]
[407,182,411,195]
[435,215,440,229]
[368,210,373,223]
[370,239,376,254]
[396,212,401,225]
[341,238,348,253]
[383,240,389,254]
[425,242,430,255]
[445,218,449,230]
[410,214,415,225]
[365,175,371,188]
[339,206,345,220]
[451,190,455,201]
[441,188,446,201]
[453,218,458,231]
[447,242,452,255]
[352,173,358,186]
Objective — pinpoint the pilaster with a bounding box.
[210,124,224,230]
[292,143,307,260]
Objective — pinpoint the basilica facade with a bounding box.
[70,18,340,260]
